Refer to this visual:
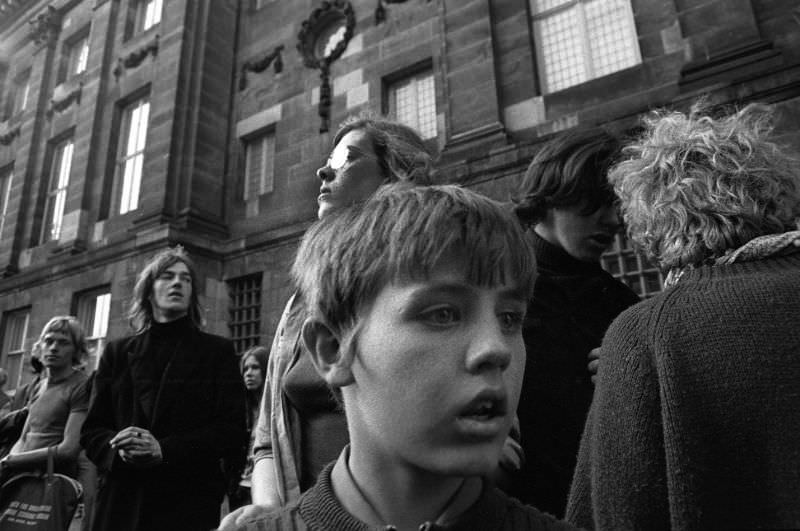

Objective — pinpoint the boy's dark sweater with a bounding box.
[237,462,577,530]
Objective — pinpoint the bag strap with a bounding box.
[46,445,56,483]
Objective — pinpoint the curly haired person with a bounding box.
[566,103,800,530]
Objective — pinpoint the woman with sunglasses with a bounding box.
[219,116,436,529]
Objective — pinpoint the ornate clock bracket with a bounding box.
[297,1,355,133]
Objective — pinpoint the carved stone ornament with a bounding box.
[239,45,284,91]
[50,77,83,114]
[297,1,356,133]
[29,5,61,46]
[113,34,159,77]
[0,119,21,145]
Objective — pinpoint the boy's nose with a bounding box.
[465,318,513,374]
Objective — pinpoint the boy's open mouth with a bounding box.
[459,390,507,421]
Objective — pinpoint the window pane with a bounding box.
[76,290,111,370]
[601,233,664,298]
[118,98,149,214]
[244,131,275,200]
[2,310,29,391]
[227,274,262,354]
[42,140,74,242]
[389,70,437,140]
[0,168,12,240]
[141,0,162,32]
[69,35,90,76]
[533,0,640,93]
[586,0,640,77]
[536,6,585,92]
[93,293,111,338]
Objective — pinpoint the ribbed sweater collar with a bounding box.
[147,314,194,341]
[531,231,603,276]
[298,460,504,531]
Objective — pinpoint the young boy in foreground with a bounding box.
[233,185,575,530]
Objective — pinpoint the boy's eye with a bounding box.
[498,311,524,333]
[420,306,460,326]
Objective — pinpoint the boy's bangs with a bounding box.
[384,191,535,297]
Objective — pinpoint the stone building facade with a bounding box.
[0,0,799,390]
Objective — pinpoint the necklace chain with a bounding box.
[343,455,467,528]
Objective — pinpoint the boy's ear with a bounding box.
[301,318,354,388]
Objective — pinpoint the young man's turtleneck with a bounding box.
[530,231,603,277]
[146,314,194,380]
[149,314,194,342]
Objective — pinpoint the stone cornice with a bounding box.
[113,34,159,77]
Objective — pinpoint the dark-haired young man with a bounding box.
[81,247,246,531]
[511,129,639,517]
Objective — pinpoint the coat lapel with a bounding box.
[126,333,155,427]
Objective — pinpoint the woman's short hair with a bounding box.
[610,103,800,271]
[128,246,204,333]
[332,115,438,185]
[240,345,269,379]
[35,316,89,367]
[293,184,536,351]
[513,128,621,226]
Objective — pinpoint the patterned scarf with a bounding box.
[664,230,800,287]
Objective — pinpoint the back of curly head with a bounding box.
[610,103,800,271]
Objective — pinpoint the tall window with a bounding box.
[1,308,29,391]
[41,139,74,243]
[117,97,150,214]
[601,233,664,298]
[530,0,641,93]
[6,70,31,118]
[135,0,163,33]
[243,130,275,200]
[75,288,111,369]
[387,69,437,140]
[228,273,262,354]
[0,166,12,241]
[65,33,90,78]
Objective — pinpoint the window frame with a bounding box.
[135,0,163,34]
[385,66,438,140]
[1,308,30,391]
[243,128,276,201]
[73,287,111,370]
[40,138,74,244]
[600,232,664,298]
[62,30,90,82]
[115,95,150,215]
[0,165,13,241]
[5,70,31,119]
[530,0,641,94]
[227,273,263,355]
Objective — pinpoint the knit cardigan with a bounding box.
[566,252,800,530]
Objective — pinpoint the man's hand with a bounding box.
[110,426,163,467]
[217,504,277,530]
[588,347,601,385]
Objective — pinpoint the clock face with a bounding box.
[315,19,347,60]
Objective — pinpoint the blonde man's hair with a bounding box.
[36,316,90,367]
